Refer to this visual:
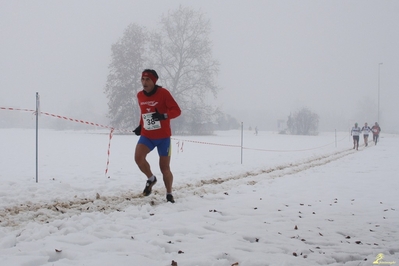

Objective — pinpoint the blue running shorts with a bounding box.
[138,136,171,156]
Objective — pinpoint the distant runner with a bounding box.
[351,122,361,150]
[371,122,381,145]
[361,122,372,147]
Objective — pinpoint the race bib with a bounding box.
[142,112,161,131]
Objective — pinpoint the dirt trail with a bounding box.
[0,148,356,227]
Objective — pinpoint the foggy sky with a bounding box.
[1,0,398,132]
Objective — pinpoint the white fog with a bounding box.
[1,0,398,132]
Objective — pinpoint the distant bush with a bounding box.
[287,107,319,135]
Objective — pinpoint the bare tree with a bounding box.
[104,7,220,134]
[149,6,220,134]
[287,107,319,135]
[104,24,148,129]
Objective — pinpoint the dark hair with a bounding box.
[142,69,158,79]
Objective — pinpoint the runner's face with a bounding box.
[141,76,155,92]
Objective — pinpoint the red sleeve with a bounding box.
[163,89,181,119]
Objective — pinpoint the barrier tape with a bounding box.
[170,135,347,152]
[105,128,114,177]
[241,135,348,152]
[171,138,240,148]
[1,107,121,175]
[1,107,35,112]
[41,111,113,130]
[1,106,348,175]
[175,140,185,153]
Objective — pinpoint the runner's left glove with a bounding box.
[152,109,167,121]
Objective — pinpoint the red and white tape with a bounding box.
[105,128,114,177]
[2,106,347,176]
[1,106,124,176]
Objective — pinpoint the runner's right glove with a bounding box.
[133,125,141,136]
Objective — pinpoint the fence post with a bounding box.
[241,122,243,164]
[335,129,337,148]
[36,92,40,183]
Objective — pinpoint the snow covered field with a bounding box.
[0,128,398,266]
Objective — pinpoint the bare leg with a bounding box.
[159,155,173,194]
[135,143,153,178]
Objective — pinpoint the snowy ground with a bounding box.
[0,128,398,266]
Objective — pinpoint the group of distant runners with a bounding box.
[350,122,381,150]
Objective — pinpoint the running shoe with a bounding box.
[166,194,175,203]
[143,177,157,196]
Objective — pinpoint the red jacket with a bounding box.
[137,86,181,139]
[371,125,381,135]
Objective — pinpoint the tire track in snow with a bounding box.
[0,148,356,227]
[178,148,356,193]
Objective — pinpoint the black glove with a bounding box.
[151,108,167,121]
[133,125,141,136]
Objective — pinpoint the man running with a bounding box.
[371,122,381,145]
[133,69,181,203]
[361,122,372,147]
[351,122,361,150]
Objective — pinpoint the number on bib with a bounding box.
[142,113,161,130]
